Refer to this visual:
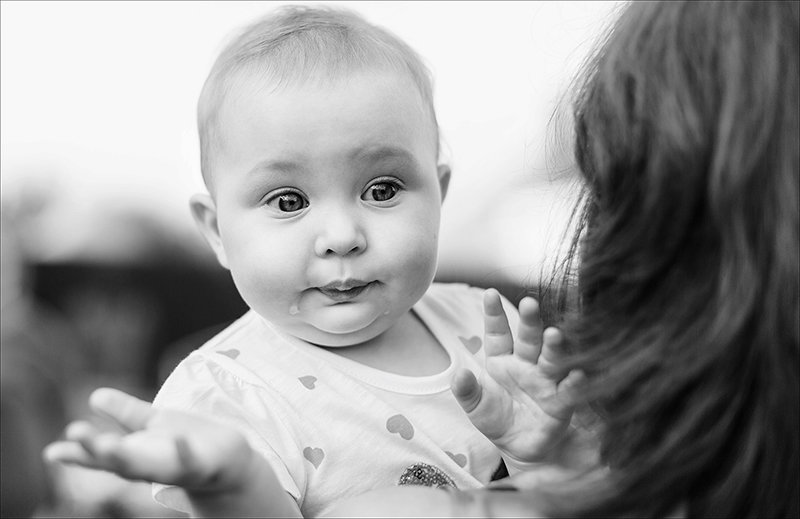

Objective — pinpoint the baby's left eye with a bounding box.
[362,181,400,202]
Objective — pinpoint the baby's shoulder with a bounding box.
[423,282,520,326]
[425,281,487,303]
[155,310,280,405]
[419,282,487,324]
[192,309,278,354]
[161,310,279,385]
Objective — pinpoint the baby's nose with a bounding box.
[313,210,367,257]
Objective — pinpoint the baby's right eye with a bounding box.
[264,190,309,213]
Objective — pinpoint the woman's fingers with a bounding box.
[89,387,155,433]
[64,420,113,458]
[43,440,98,467]
[64,420,98,443]
[104,431,191,483]
[55,426,196,484]
[45,420,126,472]
[483,289,514,356]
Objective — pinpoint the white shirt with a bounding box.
[153,282,519,517]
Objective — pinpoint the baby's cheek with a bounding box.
[393,233,439,286]
[232,257,293,312]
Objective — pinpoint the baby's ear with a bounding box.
[437,164,451,202]
[189,193,230,269]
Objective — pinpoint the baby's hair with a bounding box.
[544,1,798,517]
[197,4,439,187]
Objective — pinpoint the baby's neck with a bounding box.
[322,310,450,376]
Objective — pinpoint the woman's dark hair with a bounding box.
[547,1,799,517]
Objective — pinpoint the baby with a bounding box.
[45,5,581,517]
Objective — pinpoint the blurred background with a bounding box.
[1,1,622,517]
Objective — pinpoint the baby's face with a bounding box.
[203,70,446,346]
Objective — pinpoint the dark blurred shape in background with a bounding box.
[1,185,246,517]
[1,206,83,517]
[33,255,249,394]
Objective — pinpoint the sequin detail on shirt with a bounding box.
[398,462,458,489]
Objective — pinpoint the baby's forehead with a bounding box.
[215,68,437,146]
[200,64,440,191]
[223,64,426,109]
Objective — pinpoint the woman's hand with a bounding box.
[43,387,257,492]
[44,387,302,518]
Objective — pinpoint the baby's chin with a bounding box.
[289,301,393,346]
[300,318,389,348]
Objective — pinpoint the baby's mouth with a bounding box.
[317,280,374,302]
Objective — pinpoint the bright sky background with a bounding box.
[1,0,623,284]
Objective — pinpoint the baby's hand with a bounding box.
[43,387,257,493]
[451,289,585,470]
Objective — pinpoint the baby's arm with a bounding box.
[452,289,589,472]
[44,388,301,518]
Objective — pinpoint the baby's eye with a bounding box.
[362,180,401,203]
[265,190,309,213]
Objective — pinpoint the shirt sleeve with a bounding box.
[151,351,307,513]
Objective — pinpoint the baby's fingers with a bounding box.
[537,327,569,380]
[513,296,543,363]
[552,370,586,418]
[483,289,513,356]
[451,368,483,413]
[451,368,511,441]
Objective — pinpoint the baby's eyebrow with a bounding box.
[349,145,417,166]
[246,159,306,179]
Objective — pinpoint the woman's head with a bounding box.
[557,1,798,516]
